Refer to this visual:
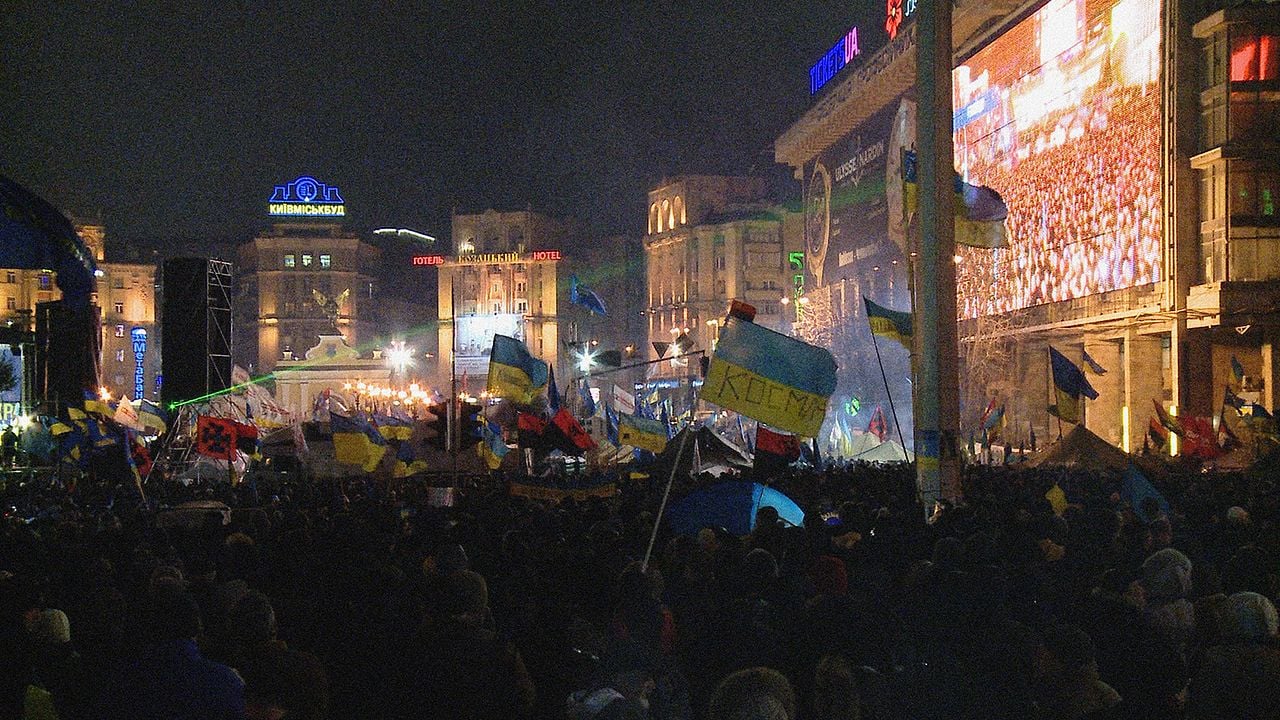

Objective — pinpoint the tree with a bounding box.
[0,355,17,395]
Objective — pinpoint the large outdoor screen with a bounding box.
[953,0,1163,318]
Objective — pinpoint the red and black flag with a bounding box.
[867,406,889,442]
[195,416,237,460]
[753,425,801,479]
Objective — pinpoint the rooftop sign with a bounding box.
[268,176,346,217]
[411,250,562,267]
[809,26,861,95]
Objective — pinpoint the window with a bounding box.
[4,297,13,310]
[516,281,527,294]
[113,302,124,314]
[111,277,124,289]
[1229,159,1280,218]
[516,300,528,313]
[492,302,502,313]
[302,254,313,267]
[714,255,727,271]
[319,254,332,269]
[284,254,296,268]
[38,274,51,290]
[5,271,13,284]
[1230,34,1280,82]
[115,324,125,337]
[116,349,125,362]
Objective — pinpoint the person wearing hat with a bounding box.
[390,569,535,719]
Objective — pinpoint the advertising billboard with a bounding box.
[454,314,525,376]
[953,0,1163,318]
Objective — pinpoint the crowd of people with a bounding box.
[956,81,1163,318]
[1,453,1278,719]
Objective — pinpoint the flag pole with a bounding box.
[871,335,912,462]
[642,428,691,573]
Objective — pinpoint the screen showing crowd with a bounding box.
[953,0,1162,318]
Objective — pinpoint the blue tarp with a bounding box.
[666,481,805,536]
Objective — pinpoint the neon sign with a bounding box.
[885,0,917,40]
[268,176,346,217]
[412,250,563,267]
[130,327,147,400]
[809,26,861,95]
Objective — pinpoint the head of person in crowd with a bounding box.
[1035,624,1121,717]
[567,640,657,720]
[707,666,797,720]
[1217,591,1279,643]
[229,589,278,654]
[438,569,489,626]
[808,555,848,599]
[1142,547,1193,604]
[812,654,861,720]
[144,581,203,644]
[239,645,329,720]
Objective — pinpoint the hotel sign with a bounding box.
[411,250,563,267]
[268,176,346,217]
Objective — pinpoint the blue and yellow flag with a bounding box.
[330,412,387,472]
[83,390,112,418]
[477,420,509,470]
[863,296,912,350]
[374,413,414,441]
[393,441,429,478]
[699,317,837,437]
[138,399,168,435]
[487,334,548,405]
[618,412,668,453]
[903,150,1009,249]
[1048,347,1098,424]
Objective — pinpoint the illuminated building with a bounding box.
[0,222,160,405]
[643,176,803,387]
[434,209,563,391]
[776,0,1280,454]
[237,177,380,375]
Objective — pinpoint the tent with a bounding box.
[654,426,752,477]
[1027,424,1131,473]
[666,480,805,536]
[849,435,913,463]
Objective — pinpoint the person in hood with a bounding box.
[1187,591,1280,719]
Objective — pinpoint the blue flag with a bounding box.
[1050,346,1099,399]
[579,381,596,416]
[1121,464,1168,522]
[487,334,549,404]
[548,367,561,411]
[1082,349,1107,375]
[569,275,607,315]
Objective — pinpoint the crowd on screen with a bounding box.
[1,452,1278,720]
[957,84,1163,318]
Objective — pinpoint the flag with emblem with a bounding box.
[195,415,237,460]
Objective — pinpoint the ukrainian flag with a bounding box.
[393,441,429,478]
[903,149,1008,249]
[618,412,668,453]
[330,412,387,472]
[486,334,548,405]
[700,317,837,438]
[863,296,912,351]
[477,420,509,470]
[83,390,112,417]
[138,400,168,435]
[374,413,413,441]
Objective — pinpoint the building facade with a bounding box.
[237,222,381,375]
[774,0,1279,455]
[434,209,565,393]
[0,223,160,404]
[643,176,802,386]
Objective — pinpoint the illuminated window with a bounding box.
[116,349,125,362]
[284,254,296,268]
[1230,34,1280,82]
[38,274,51,290]
[649,204,658,234]
[4,297,13,310]
[320,254,331,269]
[674,196,686,225]
[113,302,124,314]
[661,200,671,232]
[302,254,313,267]
[115,324,125,337]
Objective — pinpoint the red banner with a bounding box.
[756,426,801,461]
[195,416,237,460]
[551,408,596,451]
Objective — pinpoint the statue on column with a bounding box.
[311,288,350,333]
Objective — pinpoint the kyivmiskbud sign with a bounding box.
[268,175,346,217]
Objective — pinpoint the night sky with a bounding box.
[2,1,890,250]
